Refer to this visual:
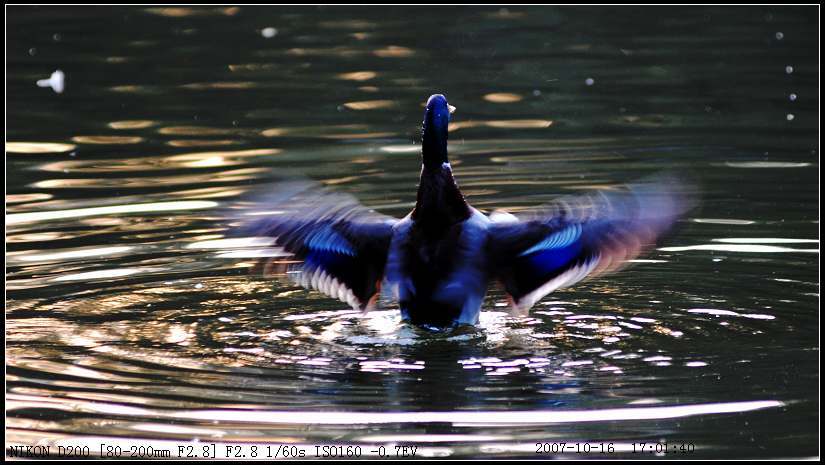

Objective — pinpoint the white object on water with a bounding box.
[785,65,794,74]
[786,113,795,121]
[36,69,65,93]
[789,93,797,101]
[261,27,277,38]
[585,77,595,86]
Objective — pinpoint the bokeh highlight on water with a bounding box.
[6,6,819,458]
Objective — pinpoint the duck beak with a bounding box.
[448,104,457,114]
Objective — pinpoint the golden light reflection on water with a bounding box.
[165,148,280,164]
[322,175,362,185]
[7,193,53,204]
[107,120,157,130]
[228,63,278,72]
[6,232,66,243]
[166,139,240,147]
[260,128,286,137]
[379,145,419,153]
[483,93,523,103]
[165,186,249,200]
[487,120,553,129]
[9,245,134,263]
[71,135,144,145]
[158,126,241,136]
[287,47,361,58]
[262,124,393,138]
[35,148,280,174]
[6,142,76,153]
[322,131,397,140]
[337,71,377,81]
[373,45,415,57]
[31,168,266,189]
[51,267,166,282]
[186,237,276,250]
[109,84,159,94]
[342,100,397,110]
[144,6,239,17]
[7,200,218,225]
[449,119,553,132]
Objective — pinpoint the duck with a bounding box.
[238,94,693,327]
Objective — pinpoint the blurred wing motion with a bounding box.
[487,174,696,314]
[235,181,398,311]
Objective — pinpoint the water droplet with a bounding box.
[261,27,278,38]
[789,93,797,101]
[28,47,37,56]
[52,33,62,42]
[786,114,795,121]
[36,69,65,93]
[532,89,541,96]
[585,77,595,86]
[785,65,794,74]
[775,32,784,40]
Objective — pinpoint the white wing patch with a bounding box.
[292,265,361,310]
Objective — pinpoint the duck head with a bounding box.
[413,94,469,226]
[421,94,456,169]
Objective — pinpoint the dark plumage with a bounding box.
[238,94,694,327]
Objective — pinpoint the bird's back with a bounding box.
[386,209,490,326]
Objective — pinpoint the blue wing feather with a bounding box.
[233,181,397,310]
[519,223,582,257]
[304,224,356,256]
[488,175,696,312]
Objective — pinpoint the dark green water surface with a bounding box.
[6,6,819,459]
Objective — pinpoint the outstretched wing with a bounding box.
[487,175,695,313]
[234,181,398,311]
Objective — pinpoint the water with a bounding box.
[6,6,819,459]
